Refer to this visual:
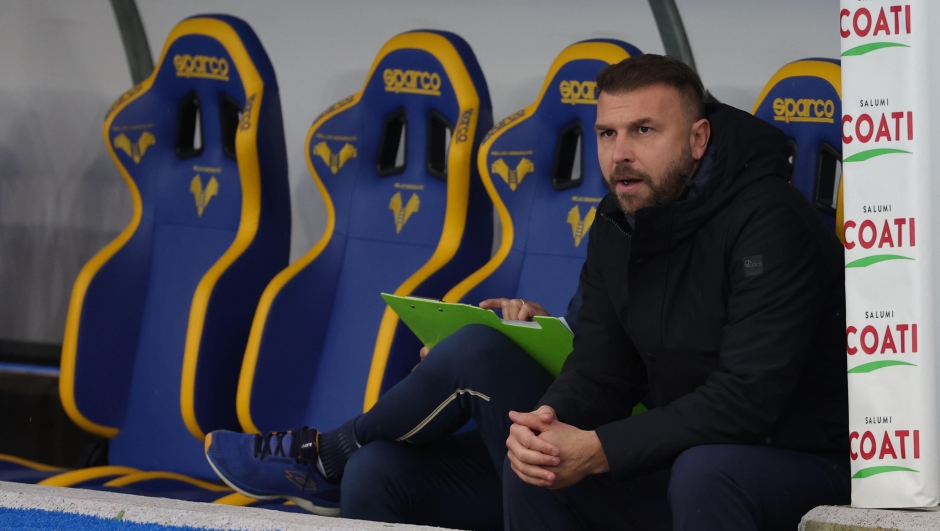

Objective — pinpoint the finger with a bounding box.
[419,346,430,360]
[509,410,553,432]
[478,298,505,310]
[509,453,556,485]
[510,460,552,487]
[508,425,560,458]
[534,405,557,421]
[500,298,513,320]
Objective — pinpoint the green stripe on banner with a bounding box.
[848,361,918,374]
[845,255,914,268]
[844,149,912,163]
[842,42,911,56]
[853,466,919,479]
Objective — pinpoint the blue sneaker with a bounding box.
[205,428,340,516]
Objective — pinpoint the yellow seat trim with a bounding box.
[37,466,140,487]
[0,454,67,472]
[103,471,231,492]
[176,18,267,441]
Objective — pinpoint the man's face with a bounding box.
[594,84,706,216]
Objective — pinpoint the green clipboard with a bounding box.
[381,293,573,376]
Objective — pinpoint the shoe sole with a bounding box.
[205,448,340,517]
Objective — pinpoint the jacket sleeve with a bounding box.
[538,216,648,429]
[594,196,835,480]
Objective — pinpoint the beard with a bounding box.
[606,144,694,216]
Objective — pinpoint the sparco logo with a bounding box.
[383,69,441,96]
[174,54,230,81]
[559,81,598,105]
[455,108,473,143]
[841,5,913,57]
[843,217,915,268]
[773,98,835,124]
[846,323,918,373]
[850,429,920,478]
[842,111,913,162]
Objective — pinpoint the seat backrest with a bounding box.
[752,58,843,232]
[444,40,641,316]
[59,15,290,479]
[238,30,493,433]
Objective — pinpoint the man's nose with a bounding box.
[611,135,634,164]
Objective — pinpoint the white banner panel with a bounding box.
[841,0,936,508]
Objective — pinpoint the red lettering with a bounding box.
[906,5,912,34]
[880,430,898,459]
[908,111,914,140]
[857,114,874,143]
[873,8,890,35]
[913,323,918,353]
[879,220,894,247]
[847,326,858,355]
[861,431,876,460]
[914,430,920,458]
[910,218,916,246]
[897,324,909,353]
[896,430,909,458]
[861,326,878,355]
[893,218,906,246]
[881,326,897,354]
[840,9,851,38]
[854,8,872,36]
[875,114,892,142]
[859,219,877,249]
[892,111,904,140]
[844,220,856,249]
[890,5,903,34]
[842,115,854,144]
[850,431,860,460]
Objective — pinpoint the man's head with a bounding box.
[594,54,711,216]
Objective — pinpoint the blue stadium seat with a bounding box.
[237,30,494,434]
[0,15,291,500]
[444,39,642,316]
[752,59,843,234]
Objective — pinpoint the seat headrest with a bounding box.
[306,30,491,246]
[444,39,641,315]
[752,58,842,225]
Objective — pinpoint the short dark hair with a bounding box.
[596,54,706,121]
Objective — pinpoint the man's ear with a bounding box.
[690,118,711,161]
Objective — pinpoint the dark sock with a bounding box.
[317,418,359,482]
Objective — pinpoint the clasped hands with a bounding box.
[506,405,609,489]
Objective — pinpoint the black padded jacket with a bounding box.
[539,103,848,481]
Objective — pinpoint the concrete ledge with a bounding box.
[0,481,450,530]
[801,505,940,531]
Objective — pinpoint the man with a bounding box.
[206,295,571,530]
[503,55,849,530]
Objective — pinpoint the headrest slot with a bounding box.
[176,91,204,160]
[377,108,408,177]
[219,94,242,160]
[552,120,585,191]
[426,110,452,182]
[814,143,841,217]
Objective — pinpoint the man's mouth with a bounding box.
[615,177,643,192]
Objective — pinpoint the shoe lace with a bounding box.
[253,430,291,461]
[253,428,320,491]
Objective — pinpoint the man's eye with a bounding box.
[600,130,615,137]
[637,126,651,134]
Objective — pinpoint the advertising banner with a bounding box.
[841,0,936,507]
